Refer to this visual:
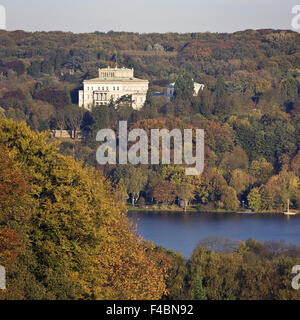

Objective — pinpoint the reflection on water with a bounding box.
[128,211,300,257]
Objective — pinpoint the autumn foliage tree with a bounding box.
[153,181,176,205]
[0,118,169,300]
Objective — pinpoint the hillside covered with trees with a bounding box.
[0,29,299,212]
[1,118,300,300]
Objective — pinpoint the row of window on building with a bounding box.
[100,72,115,78]
[85,95,144,104]
[85,94,121,100]
[86,86,120,91]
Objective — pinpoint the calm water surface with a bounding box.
[128,211,300,257]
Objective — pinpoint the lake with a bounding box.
[128,211,300,257]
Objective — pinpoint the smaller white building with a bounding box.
[166,81,205,102]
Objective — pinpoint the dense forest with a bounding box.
[0,29,300,300]
[0,29,299,212]
[0,118,300,300]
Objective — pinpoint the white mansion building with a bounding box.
[78,67,149,110]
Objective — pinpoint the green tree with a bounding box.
[291,151,300,177]
[115,178,129,205]
[41,60,53,74]
[247,187,261,212]
[280,78,298,101]
[214,76,226,100]
[250,159,274,184]
[27,61,41,77]
[54,52,63,71]
[64,86,72,105]
[145,88,153,106]
[196,89,212,117]
[65,105,84,138]
[174,73,194,100]
[114,165,148,205]
[162,250,190,300]
[192,271,207,300]
[220,186,239,211]
[84,105,109,147]
[229,169,252,196]
[220,146,249,177]
[176,183,195,211]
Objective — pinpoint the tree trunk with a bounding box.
[184,200,187,212]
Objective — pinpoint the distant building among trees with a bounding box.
[78,67,149,110]
[166,81,205,102]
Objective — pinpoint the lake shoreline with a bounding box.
[127,205,288,215]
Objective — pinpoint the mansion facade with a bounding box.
[78,67,149,110]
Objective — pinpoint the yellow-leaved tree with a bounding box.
[0,118,169,300]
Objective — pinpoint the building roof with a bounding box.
[84,77,148,83]
[167,81,204,88]
[99,67,133,71]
